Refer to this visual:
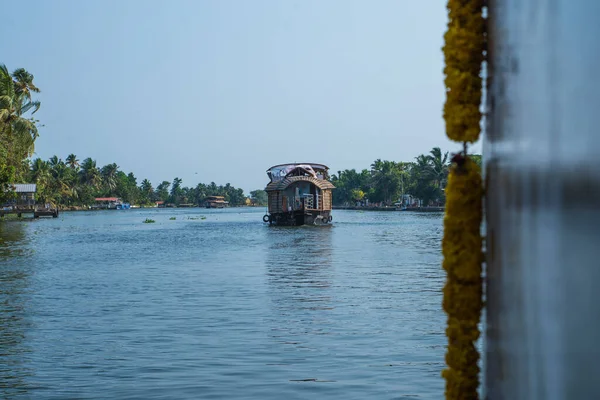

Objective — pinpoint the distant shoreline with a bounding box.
[333,206,444,212]
[53,205,258,212]
[52,205,444,212]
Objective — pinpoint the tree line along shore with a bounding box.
[1,64,480,210]
[330,150,481,208]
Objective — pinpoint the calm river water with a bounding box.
[0,208,447,399]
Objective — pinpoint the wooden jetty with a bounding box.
[1,184,59,218]
[0,206,59,218]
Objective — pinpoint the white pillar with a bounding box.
[485,1,600,398]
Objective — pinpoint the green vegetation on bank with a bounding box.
[27,155,251,207]
[0,65,41,201]
[331,149,481,207]
[249,190,268,206]
[2,64,481,209]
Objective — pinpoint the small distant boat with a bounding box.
[93,197,130,210]
[115,202,130,210]
[263,162,335,226]
[205,196,228,208]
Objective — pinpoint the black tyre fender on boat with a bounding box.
[263,214,270,223]
[328,215,333,222]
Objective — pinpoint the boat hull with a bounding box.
[266,210,332,226]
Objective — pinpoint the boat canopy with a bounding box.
[266,163,329,182]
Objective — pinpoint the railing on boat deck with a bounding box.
[286,195,324,211]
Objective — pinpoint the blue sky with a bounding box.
[2,0,480,192]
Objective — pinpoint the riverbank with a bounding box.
[54,205,256,211]
[333,206,444,212]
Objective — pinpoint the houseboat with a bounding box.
[263,163,335,226]
[205,196,228,208]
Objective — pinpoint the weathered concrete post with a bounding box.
[485,1,600,398]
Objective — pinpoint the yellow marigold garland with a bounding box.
[442,157,483,399]
[441,0,485,399]
[443,0,485,143]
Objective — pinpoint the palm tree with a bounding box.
[66,154,79,170]
[69,184,85,205]
[31,158,50,182]
[48,155,62,168]
[101,163,119,194]
[194,183,207,204]
[428,147,449,188]
[12,68,40,101]
[408,149,448,206]
[79,158,102,189]
[0,65,41,174]
[50,162,73,205]
[370,159,402,205]
[30,158,51,202]
[155,181,170,202]
[414,154,431,172]
[170,177,183,204]
[140,179,153,203]
[140,179,153,194]
[408,155,433,207]
[395,161,410,200]
[9,67,41,121]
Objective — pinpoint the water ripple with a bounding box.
[0,209,446,399]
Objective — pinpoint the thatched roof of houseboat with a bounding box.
[265,176,336,192]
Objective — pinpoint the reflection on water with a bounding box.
[266,226,333,296]
[266,227,334,349]
[0,223,34,397]
[372,213,444,252]
[0,222,30,259]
